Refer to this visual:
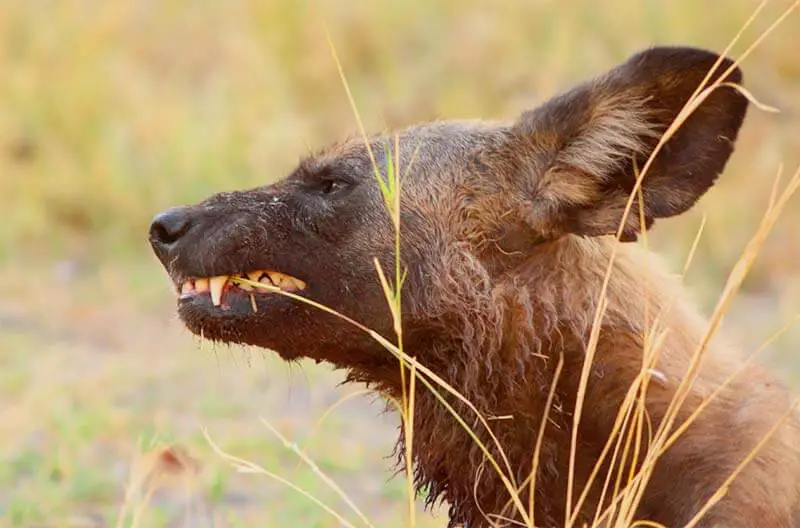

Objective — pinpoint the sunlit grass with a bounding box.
[1,1,798,273]
[1,0,799,527]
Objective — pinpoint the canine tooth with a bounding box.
[209,275,228,306]
[195,278,209,293]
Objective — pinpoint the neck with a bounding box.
[376,236,727,526]
[337,236,798,527]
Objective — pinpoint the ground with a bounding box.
[1,1,799,527]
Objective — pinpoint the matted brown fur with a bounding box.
[149,47,800,527]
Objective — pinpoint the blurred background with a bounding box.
[1,1,798,526]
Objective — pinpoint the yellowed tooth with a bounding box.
[266,271,283,285]
[278,276,297,291]
[257,274,277,292]
[247,270,264,282]
[238,281,253,291]
[195,278,209,293]
[291,277,306,290]
[250,294,258,313]
[209,275,228,306]
[180,281,193,295]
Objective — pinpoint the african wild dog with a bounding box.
[149,47,800,527]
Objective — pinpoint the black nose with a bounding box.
[149,206,192,246]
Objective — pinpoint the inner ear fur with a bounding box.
[508,46,749,242]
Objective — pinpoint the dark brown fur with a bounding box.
[149,47,800,527]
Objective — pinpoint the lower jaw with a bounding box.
[180,285,300,312]
[176,307,305,363]
[175,290,293,341]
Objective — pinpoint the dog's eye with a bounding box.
[320,179,347,195]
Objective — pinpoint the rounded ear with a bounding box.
[503,46,749,242]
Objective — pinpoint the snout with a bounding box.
[149,205,193,266]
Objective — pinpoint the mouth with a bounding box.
[176,269,307,310]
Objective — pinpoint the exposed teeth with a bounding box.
[237,273,254,291]
[262,272,305,291]
[247,270,265,282]
[195,278,209,293]
[209,275,229,306]
[178,270,305,305]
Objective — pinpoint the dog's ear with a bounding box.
[503,46,748,242]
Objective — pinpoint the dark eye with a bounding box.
[320,179,347,195]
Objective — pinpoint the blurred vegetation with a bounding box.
[0,1,798,526]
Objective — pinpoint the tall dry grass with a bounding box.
[2,1,798,526]
[194,3,800,527]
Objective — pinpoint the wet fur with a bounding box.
[149,47,800,527]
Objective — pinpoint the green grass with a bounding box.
[1,1,799,526]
